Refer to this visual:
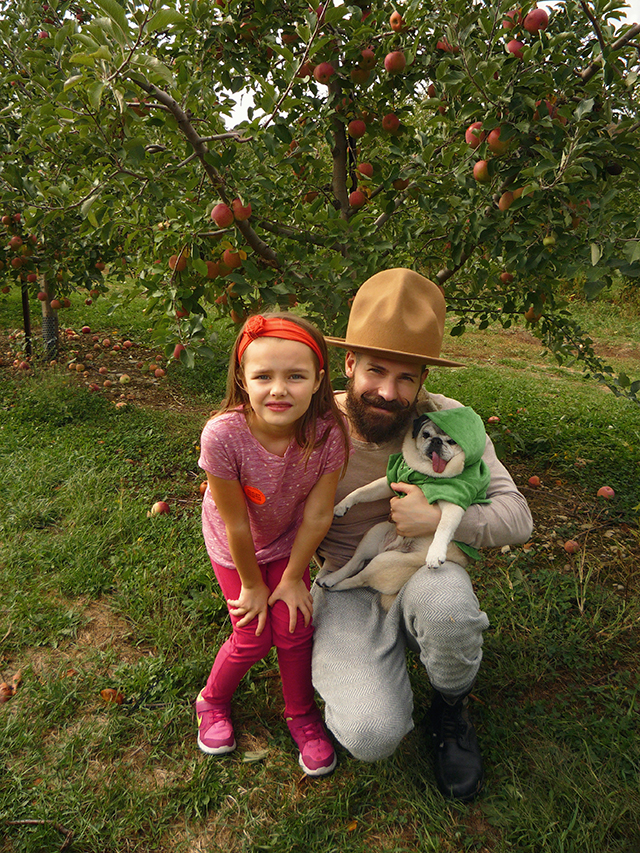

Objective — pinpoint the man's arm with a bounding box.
[391,433,533,549]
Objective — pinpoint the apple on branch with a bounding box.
[524,7,549,34]
[465,121,485,149]
[384,51,406,74]
[382,113,401,134]
[313,62,335,85]
[473,160,490,183]
[231,198,252,220]
[211,203,234,228]
[347,119,367,139]
[349,190,367,209]
[389,11,405,32]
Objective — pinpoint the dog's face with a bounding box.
[402,414,466,478]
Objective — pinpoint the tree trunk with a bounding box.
[39,274,58,359]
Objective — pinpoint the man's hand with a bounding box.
[389,482,442,537]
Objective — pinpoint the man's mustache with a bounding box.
[359,392,411,413]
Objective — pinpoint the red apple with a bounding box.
[500,271,514,284]
[487,126,508,155]
[528,475,541,487]
[199,481,208,495]
[596,486,615,500]
[169,254,187,272]
[465,121,485,149]
[50,298,61,309]
[81,325,91,334]
[384,50,406,74]
[473,160,490,182]
[347,119,367,139]
[382,113,400,133]
[357,162,374,178]
[9,235,23,250]
[524,7,549,34]
[390,11,405,31]
[350,66,370,85]
[37,291,48,301]
[210,203,234,228]
[313,62,335,85]
[502,9,521,29]
[173,343,186,360]
[487,416,500,424]
[150,501,170,515]
[349,190,367,208]
[564,540,580,554]
[154,368,166,378]
[175,307,189,319]
[223,249,242,269]
[360,48,376,69]
[231,198,252,220]
[498,191,514,211]
[205,260,220,278]
[507,39,524,59]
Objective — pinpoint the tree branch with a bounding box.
[579,21,640,83]
[132,75,279,265]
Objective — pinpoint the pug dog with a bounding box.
[318,409,490,608]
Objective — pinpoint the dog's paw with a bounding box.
[333,501,351,518]
[425,550,447,569]
[317,574,338,589]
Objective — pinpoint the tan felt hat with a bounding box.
[325,268,464,367]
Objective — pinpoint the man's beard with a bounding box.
[345,380,416,444]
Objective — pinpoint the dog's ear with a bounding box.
[412,414,431,439]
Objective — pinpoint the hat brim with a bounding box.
[324,336,465,368]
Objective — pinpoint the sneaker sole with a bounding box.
[298,752,337,777]
[197,734,237,756]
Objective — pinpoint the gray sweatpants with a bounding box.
[311,560,489,761]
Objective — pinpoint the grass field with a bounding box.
[1,285,639,852]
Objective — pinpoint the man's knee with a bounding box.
[401,561,486,630]
[326,707,412,762]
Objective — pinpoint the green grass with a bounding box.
[1,286,639,852]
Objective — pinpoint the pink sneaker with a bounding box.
[286,711,337,776]
[196,691,236,755]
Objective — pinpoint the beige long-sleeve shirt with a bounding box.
[317,391,533,569]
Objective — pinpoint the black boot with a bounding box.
[429,691,484,802]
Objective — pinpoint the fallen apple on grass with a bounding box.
[150,501,170,516]
[528,475,541,487]
[564,540,580,554]
[596,486,615,499]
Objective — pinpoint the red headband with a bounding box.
[237,315,325,369]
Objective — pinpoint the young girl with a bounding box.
[196,312,350,776]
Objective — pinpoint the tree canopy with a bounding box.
[1,0,639,398]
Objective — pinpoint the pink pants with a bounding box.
[201,557,316,718]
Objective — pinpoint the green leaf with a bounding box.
[92,0,131,41]
[590,243,601,266]
[63,74,84,92]
[146,9,185,33]
[87,81,105,110]
[623,241,640,264]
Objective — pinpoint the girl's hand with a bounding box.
[268,579,313,634]
[389,482,442,538]
[227,582,270,636]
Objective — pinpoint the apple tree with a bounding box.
[1,0,639,398]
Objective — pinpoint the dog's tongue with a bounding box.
[432,452,447,474]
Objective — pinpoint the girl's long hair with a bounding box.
[214,312,350,474]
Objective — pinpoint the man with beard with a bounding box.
[311,268,533,802]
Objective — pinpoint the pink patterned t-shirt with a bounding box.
[198,410,349,568]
